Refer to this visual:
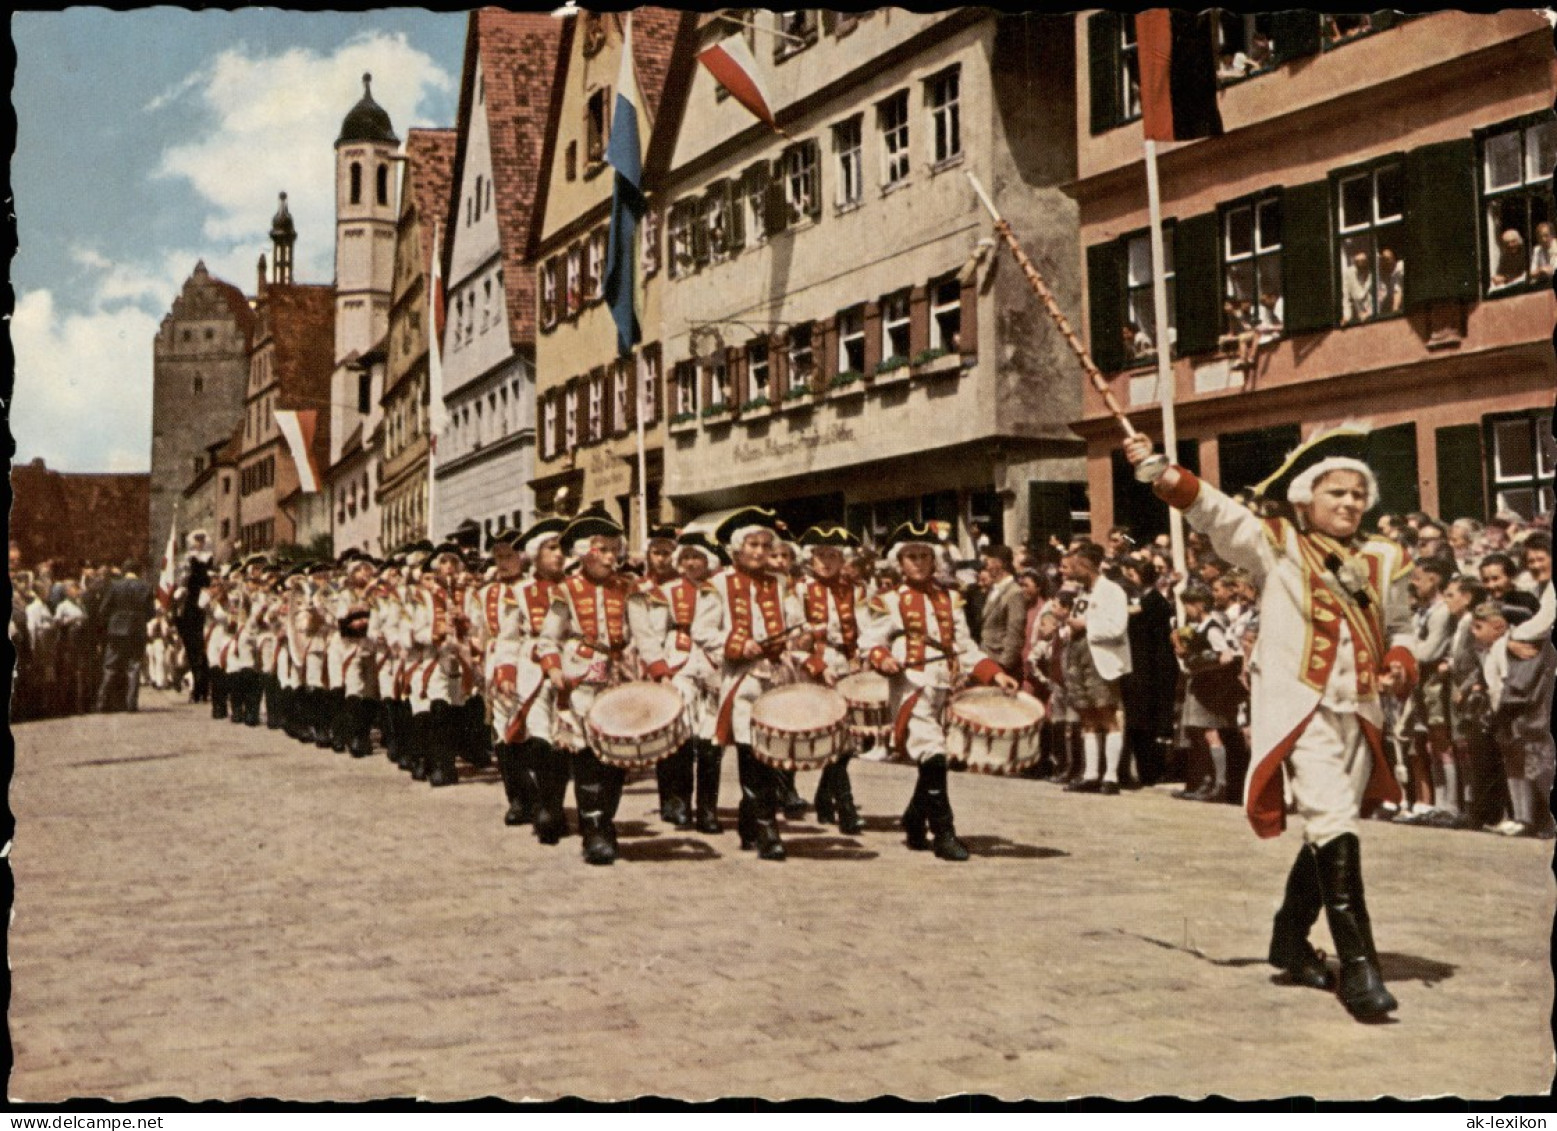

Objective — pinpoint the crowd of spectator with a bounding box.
[938,507,1556,840]
[9,542,183,722]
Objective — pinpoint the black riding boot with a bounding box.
[737,745,785,860]
[394,701,416,769]
[348,696,375,757]
[920,755,969,861]
[496,742,532,826]
[1314,833,1397,1021]
[428,701,459,786]
[313,689,335,748]
[329,688,349,751]
[831,755,863,835]
[902,770,931,851]
[575,750,617,865]
[814,761,839,825]
[778,767,808,819]
[209,668,229,720]
[463,697,493,768]
[1269,843,1334,989]
[408,711,431,781]
[657,741,694,828]
[264,675,283,729]
[694,741,724,834]
[531,741,571,845]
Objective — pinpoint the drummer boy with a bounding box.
[861,521,1019,860]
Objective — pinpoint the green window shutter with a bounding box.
[1174,213,1222,357]
[1365,422,1420,521]
[1435,423,1486,522]
[1404,138,1477,308]
[1087,12,1121,136]
[1269,11,1321,65]
[1087,241,1126,373]
[1281,180,1335,335]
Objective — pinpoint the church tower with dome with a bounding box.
[333,72,399,368]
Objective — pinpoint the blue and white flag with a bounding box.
[604,12,646,358]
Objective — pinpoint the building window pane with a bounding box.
[833,116,862,208]
[1337,160,1405,324]
[882,290,911,360]
[929,275,961,351]
[839,305,866,372]
[1124,232,1175,363]
[1483,119,1555,293]
[879,91,910,187]
[927,67,961,165]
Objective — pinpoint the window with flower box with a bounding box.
[927,274,961,353]
[880,289,911,366]
[838,305,866,375]
[787,323,815,392]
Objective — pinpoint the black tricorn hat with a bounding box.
[714,506,780,546]
[516,517,569,555]
[798,524,860,550]
[562,504,625,547]
[881,520,939,560]
[677,530,729,568]
[1252,423,1372,503]
[647,523,682,545]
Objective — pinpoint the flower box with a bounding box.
[826,370,865,400]
[913,350,963,379]
[872,355,911,388]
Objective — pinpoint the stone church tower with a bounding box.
[148,262,254,567]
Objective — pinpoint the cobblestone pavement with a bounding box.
[9,690,1554,1102]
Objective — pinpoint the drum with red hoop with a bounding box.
[749,683,850,771]
[835,670,891,741]
[944,687,1047,774]
[586,681,689,770]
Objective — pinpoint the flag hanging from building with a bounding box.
[1137,9,1223,142]
[274,408,322,493]
[697,28,781,135]
[155,517,178,611]
[604,12,646,358]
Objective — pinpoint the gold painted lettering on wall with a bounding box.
[731,422,858,465]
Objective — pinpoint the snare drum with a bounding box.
[944,687,1046,775]
[835,670,891,741]
[586,681,689,770]
[749,683,849,771]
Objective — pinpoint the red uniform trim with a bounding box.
[1155,466,1202,510]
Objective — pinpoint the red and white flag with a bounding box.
[698,33,781,134]
[155,517,178,611]
[274,408,322,493]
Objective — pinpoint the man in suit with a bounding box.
[95,559,156,713]
[978,544,1029,681]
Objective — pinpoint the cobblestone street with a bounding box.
[9,690,1554,1102]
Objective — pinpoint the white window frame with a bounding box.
[587,230,607,302]
[926,67,961,166]
[588,374,604,441]
[783,140,819,224]
[706,359,730,407]
[838,305,866,373]
[540,262,559,329]
[1125,231,1176,361]
[667,203,694,278]
[878,90,910,188]
[881,290,911,361]
[928,275,961,352]
[564,385,579,450]
[675,363,697,418]
[613,362,629,431]
[641,350,660,425]
[742,165,769,245]
[833,116,863,209]
[641,207,660,277]
[748,339,770,399]
[566,245,584,314]
[788,324,815,388]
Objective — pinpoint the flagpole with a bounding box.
[635,350,649,552]
[426,221,444,544]
[1144,138,1187,587]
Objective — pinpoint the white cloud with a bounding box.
[151,31,454,282]
[11,288,161,473]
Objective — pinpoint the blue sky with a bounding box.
[11,9,469,472]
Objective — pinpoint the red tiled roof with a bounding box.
[447,9,566,350]
[262,283,336,476]
[405,128,457,281]
[211,276,257,348]
[11,460,151,572]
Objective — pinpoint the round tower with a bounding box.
[335,72,399,364]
